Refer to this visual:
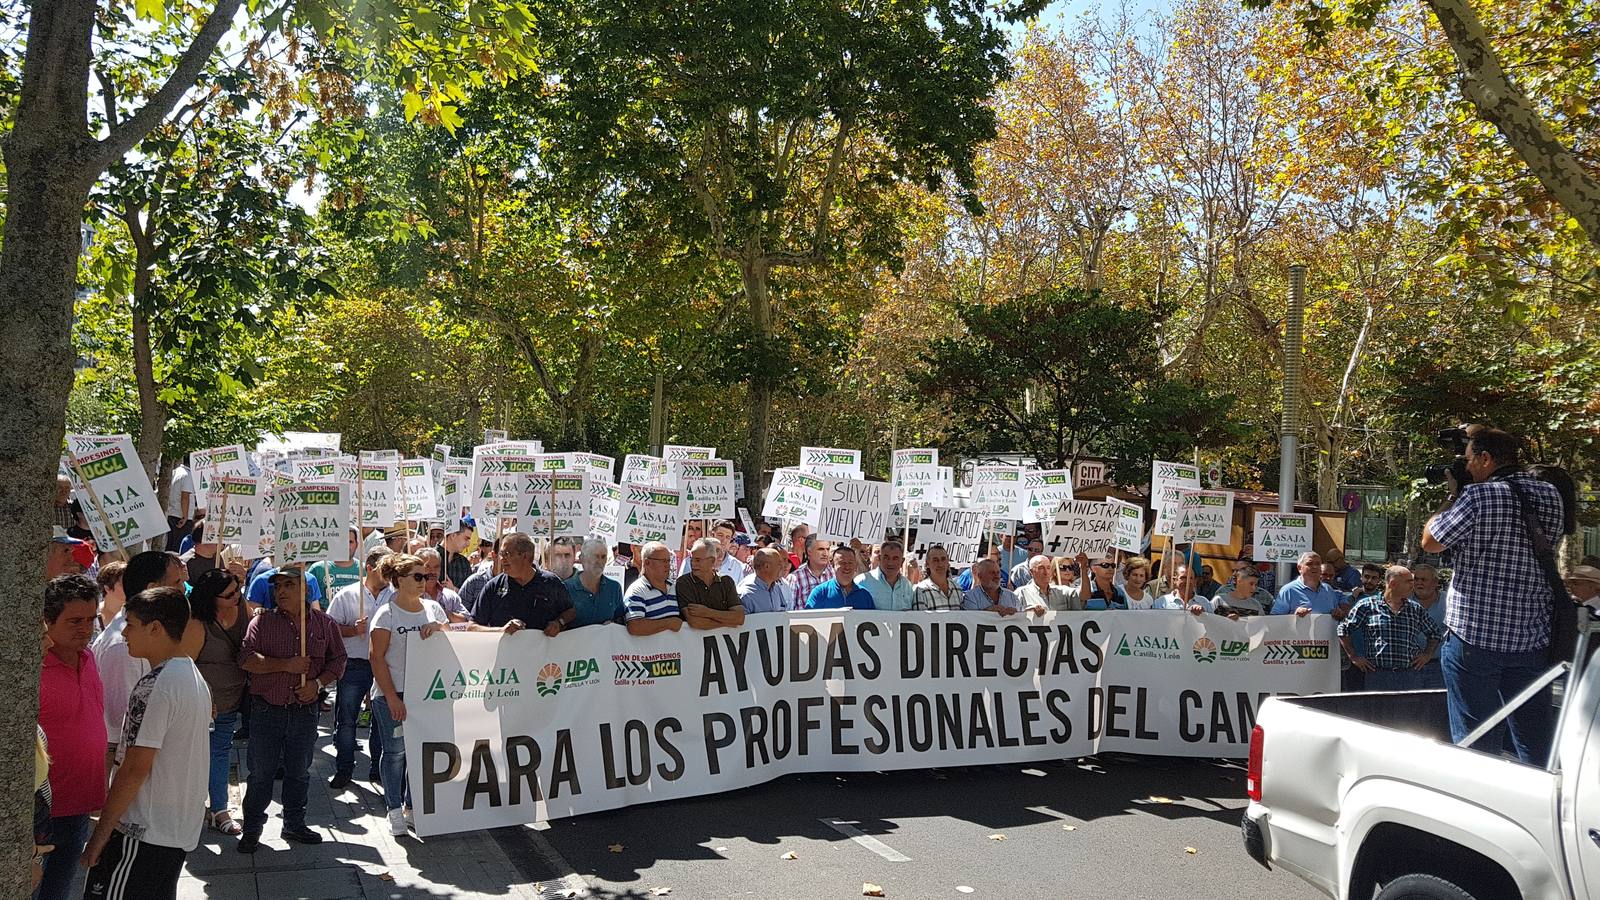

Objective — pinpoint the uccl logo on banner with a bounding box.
[424,666,523,701]
[1262,640,1330,665]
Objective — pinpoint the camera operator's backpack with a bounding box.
[1505,469,1577,663]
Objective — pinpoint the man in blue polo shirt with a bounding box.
[1271,551,1351,618]
[805,546,875,610]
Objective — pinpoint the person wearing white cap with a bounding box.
[1567,566,1600,612]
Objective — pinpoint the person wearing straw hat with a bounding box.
[1568,565,1600,612]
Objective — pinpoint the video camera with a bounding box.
[1423,425,1472,487]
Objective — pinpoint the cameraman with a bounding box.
[1421,425,1565,765]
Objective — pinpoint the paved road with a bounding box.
[499,755,1326,900]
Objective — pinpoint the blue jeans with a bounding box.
[1442,634,1554,765]
[1364,668,1424,691]
[1419,660,1446,690]
[334,659,377,777]
[371,694,409,811]
[209,710,240,813]
[242,701,320,834]
[34,813,88,900]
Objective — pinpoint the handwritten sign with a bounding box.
[816,477,892,544]
[908,506,986,568]
[1042,499,1118,557]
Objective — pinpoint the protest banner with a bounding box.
[364,449,402,462]
[760,468,825,526]
[590,480,621,544]
[1253,511,1314,563]
[66,436,168,550]
[1023,469,1074,524]
[663,444,716,462]
[972,466,1026,521]
[65,433,127,457]
[1108,497,1145,554]
[273,482,351,565]
[617,483,684,546]
[908,505,985,567]
[583,453,616,483]
[892,449,945,507]
[472,454,540,540]
[799,447,862,480]
[816,477,892,545]
[217,476,269,558]
[484,428,509,444]
[1042,499,1117,557]
[398,458,438,521]
[622,454,664,485]
[404,610,1337,836]
[442,475,464,523]
[1175,490,1235,544]
[672,460,737,520]
[517,471,590,539]
[191,444,251,518]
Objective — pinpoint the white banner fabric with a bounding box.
[405,611,1338,836]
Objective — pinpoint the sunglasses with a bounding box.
[401,572,428,583]
[1093,562,1116,570]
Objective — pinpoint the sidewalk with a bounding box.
[181,711,555,900]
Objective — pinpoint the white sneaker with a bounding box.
[403,808,414,826]
[387,808,408,836]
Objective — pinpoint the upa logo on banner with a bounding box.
[535,658,602,697]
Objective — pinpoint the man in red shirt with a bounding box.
[37,574,106,900]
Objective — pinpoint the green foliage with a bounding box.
[912,288,1241,480]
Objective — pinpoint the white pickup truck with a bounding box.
[1241,622,1600,900]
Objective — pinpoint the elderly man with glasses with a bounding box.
[626,541,686,635]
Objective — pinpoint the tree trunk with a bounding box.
[649,369,665,455]
[1425,0,1600,247]
[741,257,774,513]
[130,303,166,480]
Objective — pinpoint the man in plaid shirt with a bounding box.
[1423,426,1565,765]
[1338,566,1446,691]
[786,536,833,604]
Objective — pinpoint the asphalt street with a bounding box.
[493,755,1325,900]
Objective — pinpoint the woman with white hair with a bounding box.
[565,537,625,627]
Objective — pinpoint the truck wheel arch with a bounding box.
[1348,822,1522,900]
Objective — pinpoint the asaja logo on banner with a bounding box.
[1192,636,1218,663]
[1114,634,1182,660]
[612,652,682,685]
[425,666,523,701]
[536,659,602,696]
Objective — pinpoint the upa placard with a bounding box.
[892,448,945,507]
[517,471,591,539]
[622,454,665,484]
[798,447,862,480]
[590,480,622,544]
[816,477,893,544]
[1023,469,1075,524]
[673,460,736,519]
[1175,490,1235,545]
[1108,497,1145,554]
[218,476,269,558]
[355,459,399,529]
[67,436,168,549]
[1253,511,1313,563]
[617,483,685,546]
[398,458,438,521]
[761,467,825,526]
[472,454,540,540]
[972,466,1027,521]
[274,483,350,565]
[190,444,251,518]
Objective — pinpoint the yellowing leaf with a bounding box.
[863,883,886,897]
[608,843,624,853]
[134,0,167,21]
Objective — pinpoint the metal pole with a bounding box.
[1277,264,1307,588]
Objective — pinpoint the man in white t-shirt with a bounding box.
[165,463,194,553]
[82,586,211,900]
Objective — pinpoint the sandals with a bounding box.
[209,810,243,836]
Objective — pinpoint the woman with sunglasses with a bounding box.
[368,553,448,836]
[189,568,250,836]
[1118,556,1158,609]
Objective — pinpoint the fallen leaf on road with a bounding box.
[781,851,798,860]
[608,843,625,853]
[957,887,975,894]
[987,834,1007,841]
[1184,847,1198,855]
[1061,825,1077,831]
[862,883,885,897]
[377,872,395,883]
[651,889,672,896]
[1147,796,1174,804]
[714,846,729,853]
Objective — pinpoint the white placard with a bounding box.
[1023,469,1074,524]
[1175,490,1235,545]
[256,431,341,456]
[816,477,893,545]
[760,467,825,526]
[972,466,1026,521]
[663,444,717,461]
[1042,499,1118,558]
[622,454,664,484]
[908,505,986,567]
[354,459,399,529]
[1254,511,1313,563]
[673,460,737,520]
[66,436,169,549]
[516,471,590,539]
[1109,497,1144,554]
[273,482,351,565]
[405,611,1338,836]
[590,480,622,545]
[1151,460,1202,513]
[617,483,685,546]
[472,454,540,540]
[216,475,269,558]
[190,444,251,518]
[398,458,438,521]
[892,453,945,506]
[798,447,862,480]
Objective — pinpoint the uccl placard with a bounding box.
[68,436,168,549]
[274,483,351,565]
[404,611,1336,836]
[1254,512,1313,562]
[761,468,825,526]
[618,483,684,546]
[1175,490,1234,544]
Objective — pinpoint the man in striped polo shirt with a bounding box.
[625,541,685,636]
